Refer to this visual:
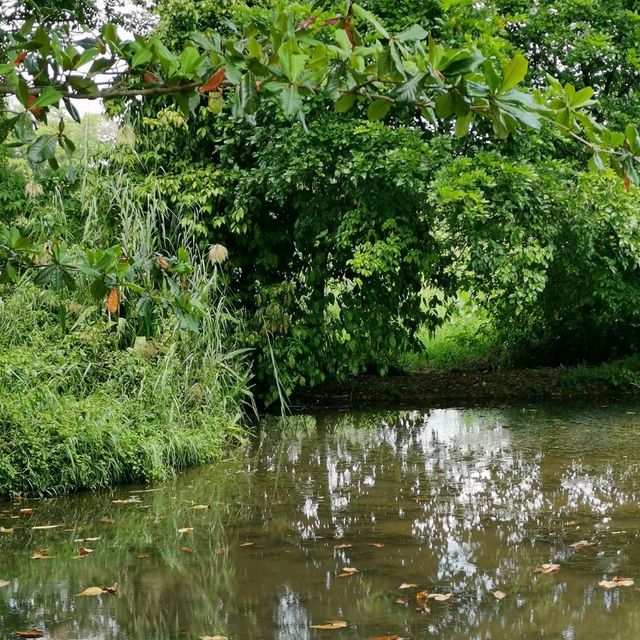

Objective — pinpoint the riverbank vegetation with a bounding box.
[1,0,640,496]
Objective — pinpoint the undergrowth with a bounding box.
[0,282,251,499]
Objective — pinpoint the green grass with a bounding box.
[399,300,504,373]
[0,284,251,499]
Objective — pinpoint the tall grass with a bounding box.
[0,164,254,499]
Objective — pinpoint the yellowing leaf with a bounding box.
[371,543,385,549]
[191,504,210,510]
[492,590,507,600]
[399,583,418,589]
[77,586,105,597]
[599,576,634,589]
[239,542,255,547]
[310,620,348,630]
[178,527,193,534]
[533,563,560,574]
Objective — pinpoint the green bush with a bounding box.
[0,284,250,498]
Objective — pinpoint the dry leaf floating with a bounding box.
[310,620,348,630]
[533,563,560,574]
[599,576,635,589]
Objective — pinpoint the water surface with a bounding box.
[2,405,640,639]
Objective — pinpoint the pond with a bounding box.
[2,404,640,639]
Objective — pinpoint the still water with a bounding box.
[2,405,640,639]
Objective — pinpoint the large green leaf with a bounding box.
[501,53,528,92]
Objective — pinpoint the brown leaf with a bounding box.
[239,542,255,547]
[79,547,93,556]
[180,547,193,554]
[77,586,105,597]
[143,71,158,83]
[200,68,226,94]
[191,504,209,510]
[214,547,227,555]
[296,15,317,30]
[333,543,352,550]
[599,576,634,589]
[20,508,34,515]
[371,543,385,549]
[310,620,348,630]
[14,631,43,638]
[565,520,578,526]
[106,288,119,315]
[112,499,131,505]
[138,553,150,559]
[102,583,118,596]
[399,583,418,589]
[178,527,193,534]
[30,551,52,560]
[422,593,453,602]
[365,636,402,640]
[13,52,27,64]
[533,563,560,574]
[491,590,507,600]
[569,540,598,549]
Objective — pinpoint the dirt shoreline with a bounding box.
[291,367,639,410]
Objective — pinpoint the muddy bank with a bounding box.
[292,366,639,410]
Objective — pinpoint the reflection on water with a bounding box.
[2,405,640,639]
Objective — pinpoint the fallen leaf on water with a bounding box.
[191,505,210,510]
[399,583,418,589]
[491,590,507,600]
[30,551,52,560]
[420,592,453,602]
[0,580,9,588]
[102,583,118,595]
[569,540,598,549]
[77,586,105,597]
[239,542,255,547]
[365,636,402,640]
[599,576,634,589]
[180,547,193,554]
[0,527,13,533]
[371,543,385,549]
[565,521,578,526]
[112,499,133,505]
[333,543,352,550]
[14,631,43,638]
[198,636,228,640]
[79,547,93,556]
[99,518,115,524]
[394,597,408,605]
[340,567,358,575]
[214,547,227,554]
[19,509,34,515]
[178,527,193,534]
[310,620,348,630]
[138,553,150,559]
[31,524,62,531]
[85,537,101,542]
[533,564,560,574]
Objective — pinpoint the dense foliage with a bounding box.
[0,0,639,429]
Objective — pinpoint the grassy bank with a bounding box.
[0,285,251,499]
